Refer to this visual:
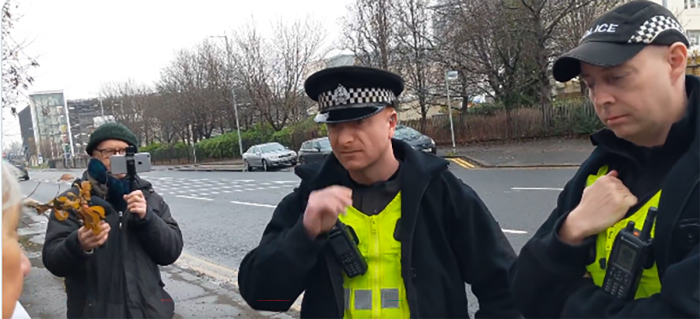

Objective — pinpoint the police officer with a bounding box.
[508,1,699,318]
[238,66,521,318]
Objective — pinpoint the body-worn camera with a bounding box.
[328,221,367,278]
[602,206,658,300]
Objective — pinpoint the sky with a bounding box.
[1,0,353,148]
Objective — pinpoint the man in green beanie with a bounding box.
[42,122,184,319]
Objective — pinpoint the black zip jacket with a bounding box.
[238,139,522,318]
[42,174,184,318]
[508,75,700,318]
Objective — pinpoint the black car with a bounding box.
[393,124,437,155]
[298,137,333,164]
[13,163,29,181]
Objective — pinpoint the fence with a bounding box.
[402,99,600,145]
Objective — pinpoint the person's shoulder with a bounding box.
[430,169,480,200]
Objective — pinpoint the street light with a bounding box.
[445,70,458,151]
[209,34,244,159]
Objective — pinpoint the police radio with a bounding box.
[602,206,658,300]
[328,221,367,278]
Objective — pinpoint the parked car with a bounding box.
[393,124,437,155]
[298,137,333,164]
[242,142,297,171]
[12,162,29,181]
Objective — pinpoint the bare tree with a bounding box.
[2,0,39,114]
[269,17,325,126]
[3,140,22,154]
[514,0,623,126]
[341,0,398,71]
[392,0,437,130]
[232,17,323,131]
[437,1,535,104]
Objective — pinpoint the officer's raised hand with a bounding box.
[303,185,353,238]
[560,170,637,244]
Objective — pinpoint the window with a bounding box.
[685,0,690,9]
[393,125,422,141]
[260,143,285,153]
[318,138,331,149]
[689,30,700,47]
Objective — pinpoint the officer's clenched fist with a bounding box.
[560,170,637,244]
[303,185,353,238]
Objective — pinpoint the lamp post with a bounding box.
[209,34,244,158]
[445,70,458,151]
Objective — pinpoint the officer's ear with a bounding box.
[387,107,398,136]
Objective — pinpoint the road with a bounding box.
[19,163,577,317]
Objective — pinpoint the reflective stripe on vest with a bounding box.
[584,165,662,299]
[338,192,410,319]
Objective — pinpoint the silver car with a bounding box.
[242,142,297,171]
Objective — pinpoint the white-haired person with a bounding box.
[3,161,31,319]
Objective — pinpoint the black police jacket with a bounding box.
[42,174,184,318]
[238,139,522,318]
[508,75,700,318]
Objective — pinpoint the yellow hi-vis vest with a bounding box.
[584,165,662,299]
[337,191,411,319]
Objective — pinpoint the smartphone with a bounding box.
[110,153,152,175]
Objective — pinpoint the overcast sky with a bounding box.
[2,0,353,147]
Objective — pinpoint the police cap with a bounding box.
[304,66,404,124]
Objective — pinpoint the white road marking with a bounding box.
[210,191,220,195]
[230,200,277,208]
[511,187,563,191]
[236,179,254,182]
[273,181,297,184]
[502,229,528,234]
[176,195,213,201]
[223,199,530,235]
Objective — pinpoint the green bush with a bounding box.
[143,117,329,163]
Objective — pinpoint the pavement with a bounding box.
[438,137,595,168]
[18,164,579,318]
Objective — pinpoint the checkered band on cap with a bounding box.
[318,85,396,109]
[628,15,687,44]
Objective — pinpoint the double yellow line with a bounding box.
[448,157,476,169]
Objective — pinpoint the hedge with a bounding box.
[144,118,328,164]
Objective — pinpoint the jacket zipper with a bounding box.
[663,179,698,272]
[326,254,343,318]
[405,181,430,319]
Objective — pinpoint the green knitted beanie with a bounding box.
[86,122,139,155]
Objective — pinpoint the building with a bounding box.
[650,0,700,47]
[17,106,34,161]
[67,98,113,155]
[28,90,74,162]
